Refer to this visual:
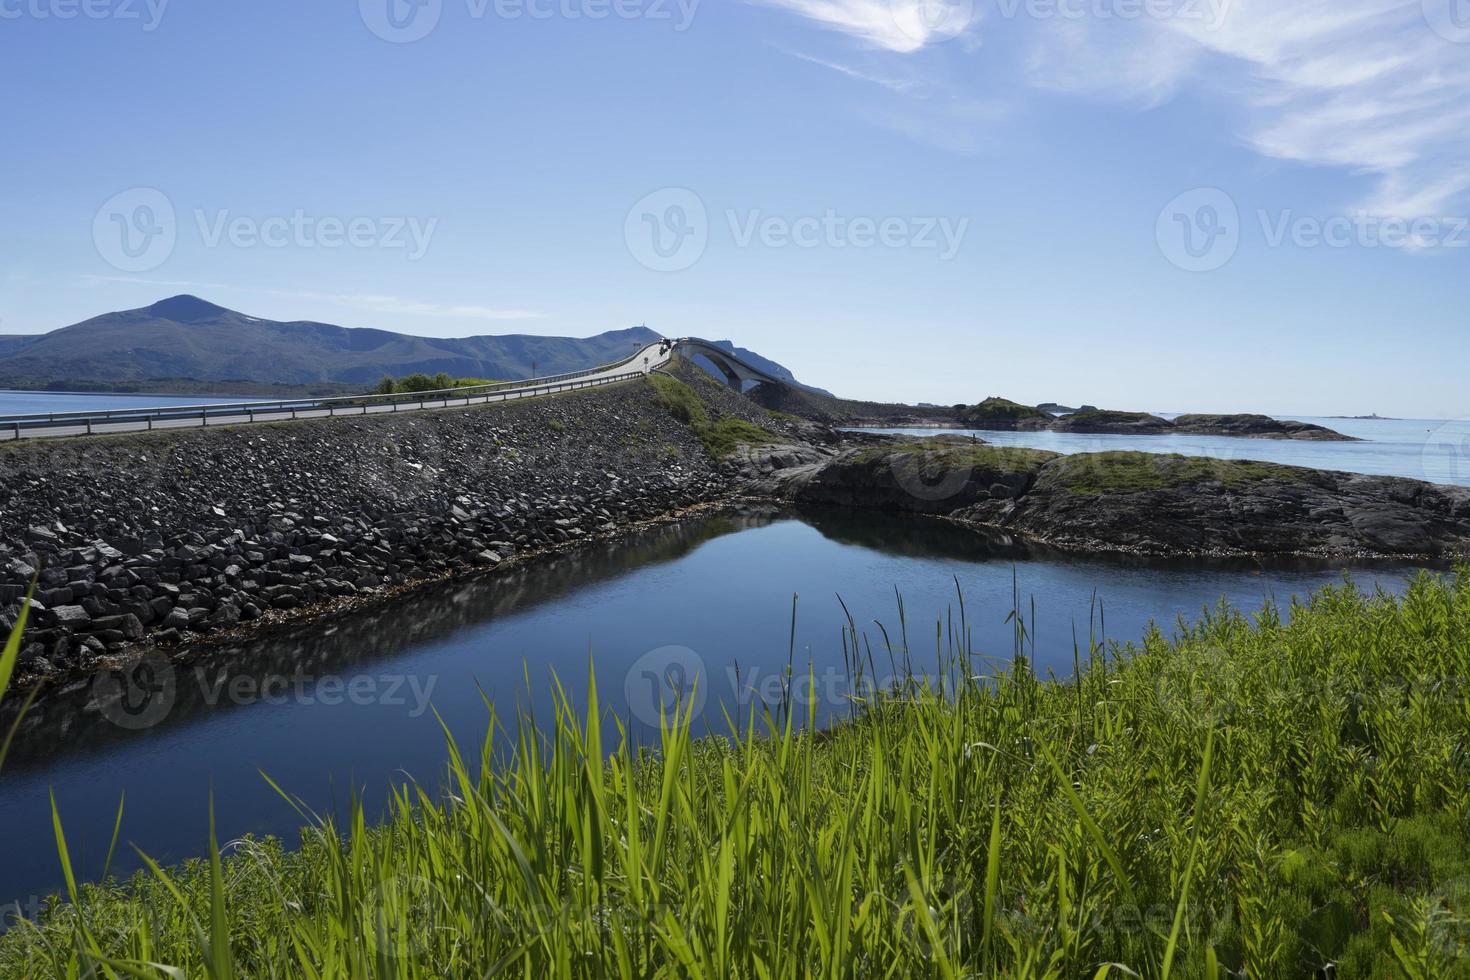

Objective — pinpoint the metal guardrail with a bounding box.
[0,366,651,441]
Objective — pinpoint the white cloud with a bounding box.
[759,0,1470,220]
[752,0,978,53]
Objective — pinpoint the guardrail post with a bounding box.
[86,418,93,435]
[202,407,208,427]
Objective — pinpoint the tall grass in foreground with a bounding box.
[4,572,1470,978]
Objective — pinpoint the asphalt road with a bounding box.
[0,342,674,442]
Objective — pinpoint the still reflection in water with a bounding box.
[0,506,1438,907]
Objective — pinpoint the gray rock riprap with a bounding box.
[0,380,737,680]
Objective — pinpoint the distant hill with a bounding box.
[0,296,666,388]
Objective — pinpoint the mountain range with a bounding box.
[0,296,823,394]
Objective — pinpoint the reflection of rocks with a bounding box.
[0,382,735,683]
[794,505,1031,562]
[787,442,1470,559]
[0,511,771,771]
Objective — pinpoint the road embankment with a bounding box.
[0,378,737,683]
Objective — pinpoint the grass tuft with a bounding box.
[4,571,1470,977]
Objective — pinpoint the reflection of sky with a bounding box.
[852,417,1470,487]
[0,511,1434,908]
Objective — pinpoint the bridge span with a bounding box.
[0,338,780,441]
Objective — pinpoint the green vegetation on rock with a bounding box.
[1050,451,1301,494]
[960,396,1050,422]
[647,373,779,458]
[373,372,503,395]
[1063,409,1163,424]
[4,573,1470,977]
[855,439,1057,474]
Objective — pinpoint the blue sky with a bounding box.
[1,0,1467,416]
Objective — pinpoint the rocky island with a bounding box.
[785,436,1469,558]
[752,387,1360,441]
[0,363,1451,685]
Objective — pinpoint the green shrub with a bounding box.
[647,374,778,458]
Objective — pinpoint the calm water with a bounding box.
[853,416,1470,487]
[0,390,269,416]
[0,507,1438,911]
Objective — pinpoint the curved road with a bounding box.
[0,342,680,442]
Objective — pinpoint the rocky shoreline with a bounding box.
[1,369,1461,687]
[783,436,1470,560]
[0,372,796,685]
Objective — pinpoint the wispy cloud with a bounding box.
[758,0,1470,220]
[751,0,978,53]
[777,46,927,94]
[81,276,549,322]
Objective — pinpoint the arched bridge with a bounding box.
[669,337,780,391]
[0,336,783,441]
